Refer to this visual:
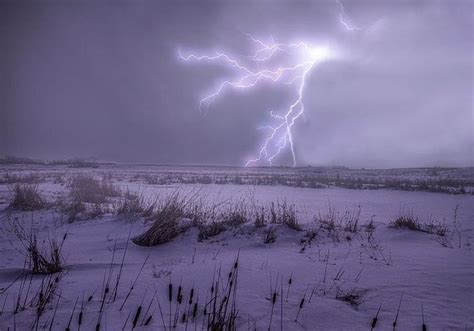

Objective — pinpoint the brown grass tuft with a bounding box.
[9,184,45,211]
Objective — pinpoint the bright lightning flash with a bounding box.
[179,37,336,167]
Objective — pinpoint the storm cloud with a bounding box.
[1,0,472,167]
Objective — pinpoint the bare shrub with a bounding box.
[9,184,45,211]
[69,175,121,204]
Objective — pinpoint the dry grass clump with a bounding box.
[389,215,422,231]
[116,191,146,217]
[335,287,367,309]
[132,192,197,246]
[69,175,121,204]
[198,222,227,241]
[8,220,66,274]
[253,200,301,231]
[133,216,182,246]
[56,199,111,223]
[262,226,277,244]
[9,184,45,211]
[220,200,249,227]
[389,214,448,237]
[268,201,301,230]
[133,194,303,245]
[313,205,361,242]
[198,200,250,241]
[28,234,65,274]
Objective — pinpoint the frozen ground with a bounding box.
[0,165,473,330]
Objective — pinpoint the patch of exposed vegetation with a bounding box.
[69,175,121,204]
[7,220,66,274]
[132,192,198,246]
[9,184,45,211]
[389,215,448,236]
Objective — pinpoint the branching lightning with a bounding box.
[178,1,358,167]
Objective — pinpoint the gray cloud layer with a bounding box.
[1,0,472,167]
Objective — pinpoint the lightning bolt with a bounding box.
[337,0,361,31]
[178,2,358,167]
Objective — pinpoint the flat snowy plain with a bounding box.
[0,165,473,330]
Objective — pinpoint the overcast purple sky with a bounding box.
[1,0,472,168]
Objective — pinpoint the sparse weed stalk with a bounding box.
[452,204,462,248]
[263,226,277,244]
[294,294,306,322]
[8,221,67,274]
[299,228,319,253]
[13,262,33,314]
[32,273,62,329]
[268,274,279,330]
[119,252,151,310]
[314,204,363,242]
[358,228,392,265]
[269,200,301,230]
[254,206,267,228]
[205,255,240,330]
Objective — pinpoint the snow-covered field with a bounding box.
[0,165,473,330]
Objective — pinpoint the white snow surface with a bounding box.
[0,166,473,330]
